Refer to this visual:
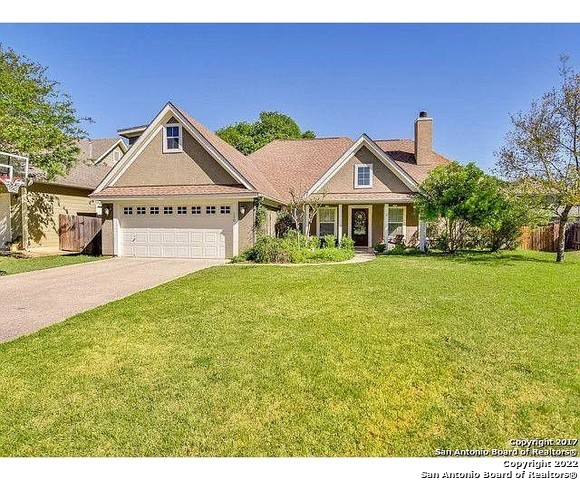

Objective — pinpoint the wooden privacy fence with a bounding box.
[59,214,103,255]
[520,222,580,251]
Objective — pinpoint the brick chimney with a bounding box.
[414,111,433,165]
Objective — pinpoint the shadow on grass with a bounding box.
[426,250,559,265]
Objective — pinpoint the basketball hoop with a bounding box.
[0,152,29,193]
[0,174,25,193]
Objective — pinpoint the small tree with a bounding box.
[480,183,546,251]
[286,185,326,247]
[415,162,504,252]
[0,44,88,178]
[496,56,580,262]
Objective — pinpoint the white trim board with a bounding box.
[308,134,420,195]
[94,102,255,194]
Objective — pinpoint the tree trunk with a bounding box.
[555,206,572,263]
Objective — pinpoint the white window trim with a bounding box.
[316,206,338,237]
[162,123,183,153]
[354,163,373,189]
[347,205,373,248]
[383,204,407,243]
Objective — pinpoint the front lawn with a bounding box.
[0,253,104,276]
[0,250,578,456]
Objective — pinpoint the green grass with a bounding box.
[0,253,104,276]
[0,250,578,456]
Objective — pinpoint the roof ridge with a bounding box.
[375,138,413,142]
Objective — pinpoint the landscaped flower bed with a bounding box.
[232,232,355,264]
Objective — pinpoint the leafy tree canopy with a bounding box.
[217,111,315,155]
[415,162,506,252]
[496,56,580,261]
[0,45,88,179]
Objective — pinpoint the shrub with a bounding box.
[234,234,355,264]
[248,235,292,263]
[321,235,336,248]
[339,235,355,251]
[373,242,387,254]
[275,210,294,238]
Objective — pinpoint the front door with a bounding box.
[351,208,369,247]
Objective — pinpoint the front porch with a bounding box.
[303,202,426,251]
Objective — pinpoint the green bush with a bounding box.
[322,235,336,248]
[233,234,355,264]
[339,235,355,250]
[373,242,387,254]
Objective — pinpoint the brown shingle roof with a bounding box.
[29,138,125,189]
[375,139,452,183]
[177,107,282,202]
[92,184,254,198]
[248,137,354,202]
[77,138,123,162]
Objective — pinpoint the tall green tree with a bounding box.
[414,162,505,252]
[496,57,580,262]
[217,111,315,155]
[0,45,88,179]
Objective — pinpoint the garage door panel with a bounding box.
[121,226,229,259]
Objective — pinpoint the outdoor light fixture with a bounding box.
[239,205,246,215]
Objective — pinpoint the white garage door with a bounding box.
[119,205,232,259]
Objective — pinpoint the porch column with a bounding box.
[383,203,388,243]
[419,218,427,252]
[303,205,309,236]
[338,204,343,243]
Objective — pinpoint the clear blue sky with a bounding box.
[1,23,580,171]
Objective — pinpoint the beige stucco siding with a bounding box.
[27,183,96,249]
[238,201,255,252]
[101,202,114,256]
[115,115,238,187]
[99,145,125,167]
[324,146,412,194]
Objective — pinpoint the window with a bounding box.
[355,164,373,188]
[191,206,201,215]
[164,124,182,152]
[164,206,173,215]
[123,207,133,215]
[220,205,231,214]
[206,206,216,215]
[177,206,187,215]
[149,206,159,215]
[136,206,146,215]
[387,206,405,238]
[317,207,337,237]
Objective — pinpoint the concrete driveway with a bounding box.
[0,257,224,343]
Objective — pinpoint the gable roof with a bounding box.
[308,134,421,195]
[29,137,125,190]
[248,137,354,202]
[77,138,127,164]
[375,139,451,183]
[94,103,284,203]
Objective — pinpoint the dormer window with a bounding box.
[355,164,373,188]
[163,124,182,152]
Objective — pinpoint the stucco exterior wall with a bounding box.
[101,202,114,256]
[99,145,125,167]
[115,114,238,187]
[238,201,255,253]
[323,146,412,194]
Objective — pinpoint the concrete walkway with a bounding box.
[0,257,223,343]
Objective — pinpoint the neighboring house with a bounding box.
[0,138,127,250]
[92,102,451,259]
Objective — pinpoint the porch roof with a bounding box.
[318,192,416,203]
